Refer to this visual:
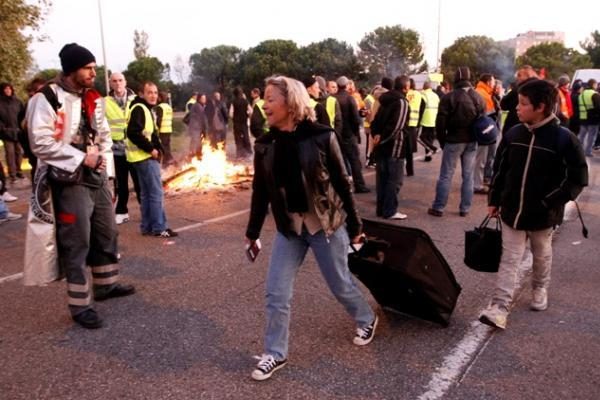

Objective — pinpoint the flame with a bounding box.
[164,142,252,192]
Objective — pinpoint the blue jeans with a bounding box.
[431,142,477,213]
[374,153,404,218]
[578,124,599,156]
[0,197,8,219]
[133,158,167,234]
[264,227,375,360]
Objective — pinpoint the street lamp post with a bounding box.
[97,0,109,95]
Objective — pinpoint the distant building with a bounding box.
[501,31,565,57]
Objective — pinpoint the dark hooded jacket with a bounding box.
[0,83,25,142]
[246,119,361,240]
[435,80,483,146]
[489,115,588,230]
[370,89,409,158]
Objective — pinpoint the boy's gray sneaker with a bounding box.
[531,288,548,311]
[479,304,508,330]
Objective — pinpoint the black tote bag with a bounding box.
[464,215,502,273]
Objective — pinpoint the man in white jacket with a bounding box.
[27,43,135,329]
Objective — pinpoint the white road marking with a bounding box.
[0,272,24,284]
[417,252,533,400]
[174,208,250,233]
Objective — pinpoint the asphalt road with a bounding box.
[1,139,599,400]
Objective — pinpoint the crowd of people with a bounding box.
[0,41,597,381]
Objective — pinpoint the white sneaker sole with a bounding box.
[353,316,379,346]
[479,314,506,330]
[530,302,548,311]
[251,361,287,381]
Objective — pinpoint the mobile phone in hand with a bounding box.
[246,239,262,262]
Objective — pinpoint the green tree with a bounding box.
[357,25,425,83]
[93,65,109,95]
[297,38,361,80]
[133,30,149,60]
[0,0,49,87]
[580,30,600,68]
[123,57,166,93]
[238,40,302,91]
[517,42,592,80]
[440,36,514,83]
[33,68,60,82]
[189,45,243,93]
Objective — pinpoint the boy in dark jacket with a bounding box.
[479,80,588,330]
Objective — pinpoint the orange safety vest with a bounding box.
[558,89,571,118]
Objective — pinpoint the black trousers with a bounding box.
[113,154,140,214]
[340,136,367,189]
[419,126,437,153]
[159,133,175,166]
[233,122,252,158]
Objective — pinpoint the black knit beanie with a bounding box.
[59,43,96,75]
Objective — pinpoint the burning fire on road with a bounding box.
[163,143,253,192]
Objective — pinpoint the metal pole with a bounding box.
[97,0,109,95]
[436,0,441,71]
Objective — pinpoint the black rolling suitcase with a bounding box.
[348,218,461,326]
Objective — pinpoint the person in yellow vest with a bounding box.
[185,94,197,113]
[126,81,178,238]
[250,88,268,138]
[419,80,439,162]
[315,76,342,141]
[303,76,331,126]
[105,72,140,225]
[405,79,425,176]
[155,91,174,168]
[473,73,498,194]
[578,79,600,157]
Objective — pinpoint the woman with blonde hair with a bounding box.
[245,75,378,381]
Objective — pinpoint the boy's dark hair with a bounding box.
[394,75,410,91]
[518,79,557,117]
[381,77,393,90]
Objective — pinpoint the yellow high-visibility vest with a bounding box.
[363,94,374,128]
[185,97,197,113]
[255,99,269,133]
[420,89,439,128]
[325,96,337,129]
[579,89,597,121]
[125,103,155,163]
[157,103,173,134]
[105,95,134,141]
[407,89,422,127]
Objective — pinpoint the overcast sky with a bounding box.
[30,0,598,80]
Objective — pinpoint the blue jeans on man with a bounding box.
[133,158,167,234]
[374,152,405,218]
[431,141,477,214]
[0,197,8,218]
[264,227,375,361]
[578,124,599,156]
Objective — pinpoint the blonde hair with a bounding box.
[264,75,316,123]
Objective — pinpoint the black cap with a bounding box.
[302,76,317,88]
[59,43,96,75]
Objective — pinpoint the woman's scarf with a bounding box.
[272,130,309,213]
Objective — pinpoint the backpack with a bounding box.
[467,90,499,145]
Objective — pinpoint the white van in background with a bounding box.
[572,69,600,84]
